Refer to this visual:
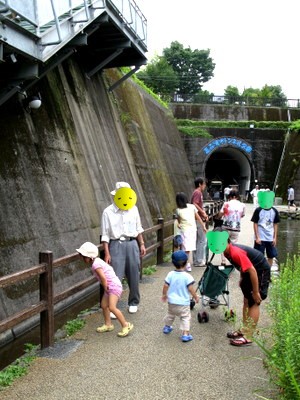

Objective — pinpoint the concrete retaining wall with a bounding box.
[0,58,194,326]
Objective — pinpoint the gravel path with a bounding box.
[1,205,277,400]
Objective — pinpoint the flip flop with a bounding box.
[226,330,244,339]
[230,337,252,346]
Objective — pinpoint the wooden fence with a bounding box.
[0,202,222,350]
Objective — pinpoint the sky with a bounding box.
[140,0,299,99]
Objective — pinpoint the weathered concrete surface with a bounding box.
[0,205,278,400]
[0,61,194,324]
[171,102,300,121]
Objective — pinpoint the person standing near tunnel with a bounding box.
[250,184,260,208]
[191,177,208,267]
[217,190,245,265]
[101,182,146,315]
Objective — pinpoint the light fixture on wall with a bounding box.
[9,53,17,63]
[28,95,42,110]
[18,91,42,113]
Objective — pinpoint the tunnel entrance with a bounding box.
[204,147,252,199]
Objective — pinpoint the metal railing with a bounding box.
[0,0,147,60]
[171,94,300,108]
[0,201,222,350]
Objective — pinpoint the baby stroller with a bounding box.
[191,254,235,323]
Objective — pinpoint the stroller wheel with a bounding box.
[197,312,203,323]
[190,299,196,310]
[198,311,209,323]
[202,311,209,323]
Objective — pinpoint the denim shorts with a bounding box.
[254,241,278,259]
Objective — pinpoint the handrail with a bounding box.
[171,94,300,108]
[0,201,222,349]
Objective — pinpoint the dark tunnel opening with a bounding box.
[204,148,252,199]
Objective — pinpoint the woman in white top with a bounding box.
[175,192,207,271]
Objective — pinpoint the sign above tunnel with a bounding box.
[202,137,252,155]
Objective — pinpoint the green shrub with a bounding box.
[0,344,37,389]
[142,265,157,276]
[257,256,300,399]
[177,126,212,137]
[175,119,290,130]
[64,318,86,336]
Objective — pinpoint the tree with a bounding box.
[163,41,215,101]
[192,89,214,104]
[241,85,287,106]
[136,56,179,101]
[224,86,241,104]
[260,84,287,107]
[242,87,261,106]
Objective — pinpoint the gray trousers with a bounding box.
[193,221,207,264]
[109,240,140,306]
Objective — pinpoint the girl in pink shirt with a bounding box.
[76,242,133,337]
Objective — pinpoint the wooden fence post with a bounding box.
[157,218,164,265]
[39,251,54,348]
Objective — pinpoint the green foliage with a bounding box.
[177,126,212,138]
[136,56,179,102]
[191,89,214,104]
[136,41,216,102]
[163,41,215,101]
[64,317,86,336]
[290,120,300,132]
[0,344,37,389]
[256,256,300,399]
[224,308,237,323]
[175,118,290,137]
[175,119,290,130]
[163,251,172,263]
[142,265,157,276]
[224,85,241,103]
[120,67,169,109]
[223,85,287,106]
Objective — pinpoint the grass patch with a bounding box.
[256,255,300,399]
[64,317,86,337]
[142,265,157,276]
[0,344,37,390]
[163,251,172,263]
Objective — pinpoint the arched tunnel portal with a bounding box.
[204,147,252,198]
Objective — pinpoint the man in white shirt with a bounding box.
[101,182,146,314]
[250,184,260,208]
[287,184,298,211]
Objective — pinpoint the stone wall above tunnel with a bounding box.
[182,127,285,196]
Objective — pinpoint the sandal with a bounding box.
[226,330,244,339]
[230,337,252,346]
[117,322,134,337]
[96,324,114,333]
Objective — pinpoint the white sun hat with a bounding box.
[110,181,131,195]
[76,242,98,258]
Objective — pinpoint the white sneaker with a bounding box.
[186,263,192,272]
[128,305,138,313]
[110,312,117,319]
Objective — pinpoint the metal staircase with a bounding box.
[0,0,147,105]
